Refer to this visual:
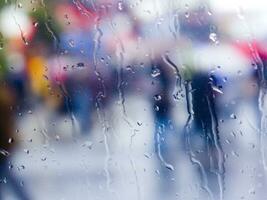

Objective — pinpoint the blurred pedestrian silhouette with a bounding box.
[191,71,225,199]
[0,85,31,200]
[151,59,179,197]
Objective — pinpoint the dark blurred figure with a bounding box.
[190,71,224,199]
[0,84,31,200]
[151,59,178,197]
[64,74,93,135]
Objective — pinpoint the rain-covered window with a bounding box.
[0,0,266,199]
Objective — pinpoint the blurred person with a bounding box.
[64,72,93,135]
[0,84,31,200]
[189,70,225,199]
[52,2,98,136]
[150,58,179,197]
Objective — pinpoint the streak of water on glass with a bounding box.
[92,14,114,194]
[95,98,113,194]
[12,15,28,45]
[41,0,79,137]
[184,81,214,200]
[93,16,107,99]
[107,8,143,199]
[235,7,267,174]
[129,129,142,200]
[162,52,183,97]
[246,42,267,172]
[0,31,3,49]
[155,124,175,171]
[72,0,94,17]
[206,95,225,200]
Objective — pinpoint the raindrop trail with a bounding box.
[234,7,267,172]
[107,15,127,117]
[58,84,80,137]
[117,65,126,115]
[41,0,60,49]
[162,53,183,95]
[95,98,112,192]
[206,95,225,200]
[184,81,214,200]
[92,19,113,193]
[12,15,28,45]
[44,21,60,49]
[0,32,3,49]
[90,0,97,11]
[41,0,78,136]
[155,123,175,171]
[93,16,107,99]
[72,0,94,17]
[107,15,142,199]
[129,129,142,200]
[247,43,267,171]
[107,15,141,193]
[0,148,10,157]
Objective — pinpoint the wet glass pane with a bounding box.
[0,0,266,199]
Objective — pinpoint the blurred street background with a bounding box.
[0,0,267,199]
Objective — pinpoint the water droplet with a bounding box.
[209,32,218,44]
[0,149,10,157]
[165,164,174,171]
[41,157,47,161]
[8,138,14,144]
[151,68,161,77]
[230,114,237,119]
[118,1,124,11]
[212,85,223,94]
[20,181,24,187]
[225,139,231,144]
[68,39,75,47]
[144,153,150,158]
[77,62,85,68]
[18,2,22,8]
[185,12,190,18]
[184,4,190,18]
[207,10,213,16]
[24,149,29,154]
[33,21,38,27]
[3,177,7,184]
[249,188,256,195]
[137,121,142,126]
[82,140,93,149]
[231,151,239,157]
[154,94,162,101]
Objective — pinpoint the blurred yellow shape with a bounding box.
[27,56,49,97]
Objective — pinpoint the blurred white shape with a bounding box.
[194,44,250,75]
[128,0,202,22]
[226,12,267,41]
[0,6,31,38]
[210,0,267,12]
[129,0,167,22]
